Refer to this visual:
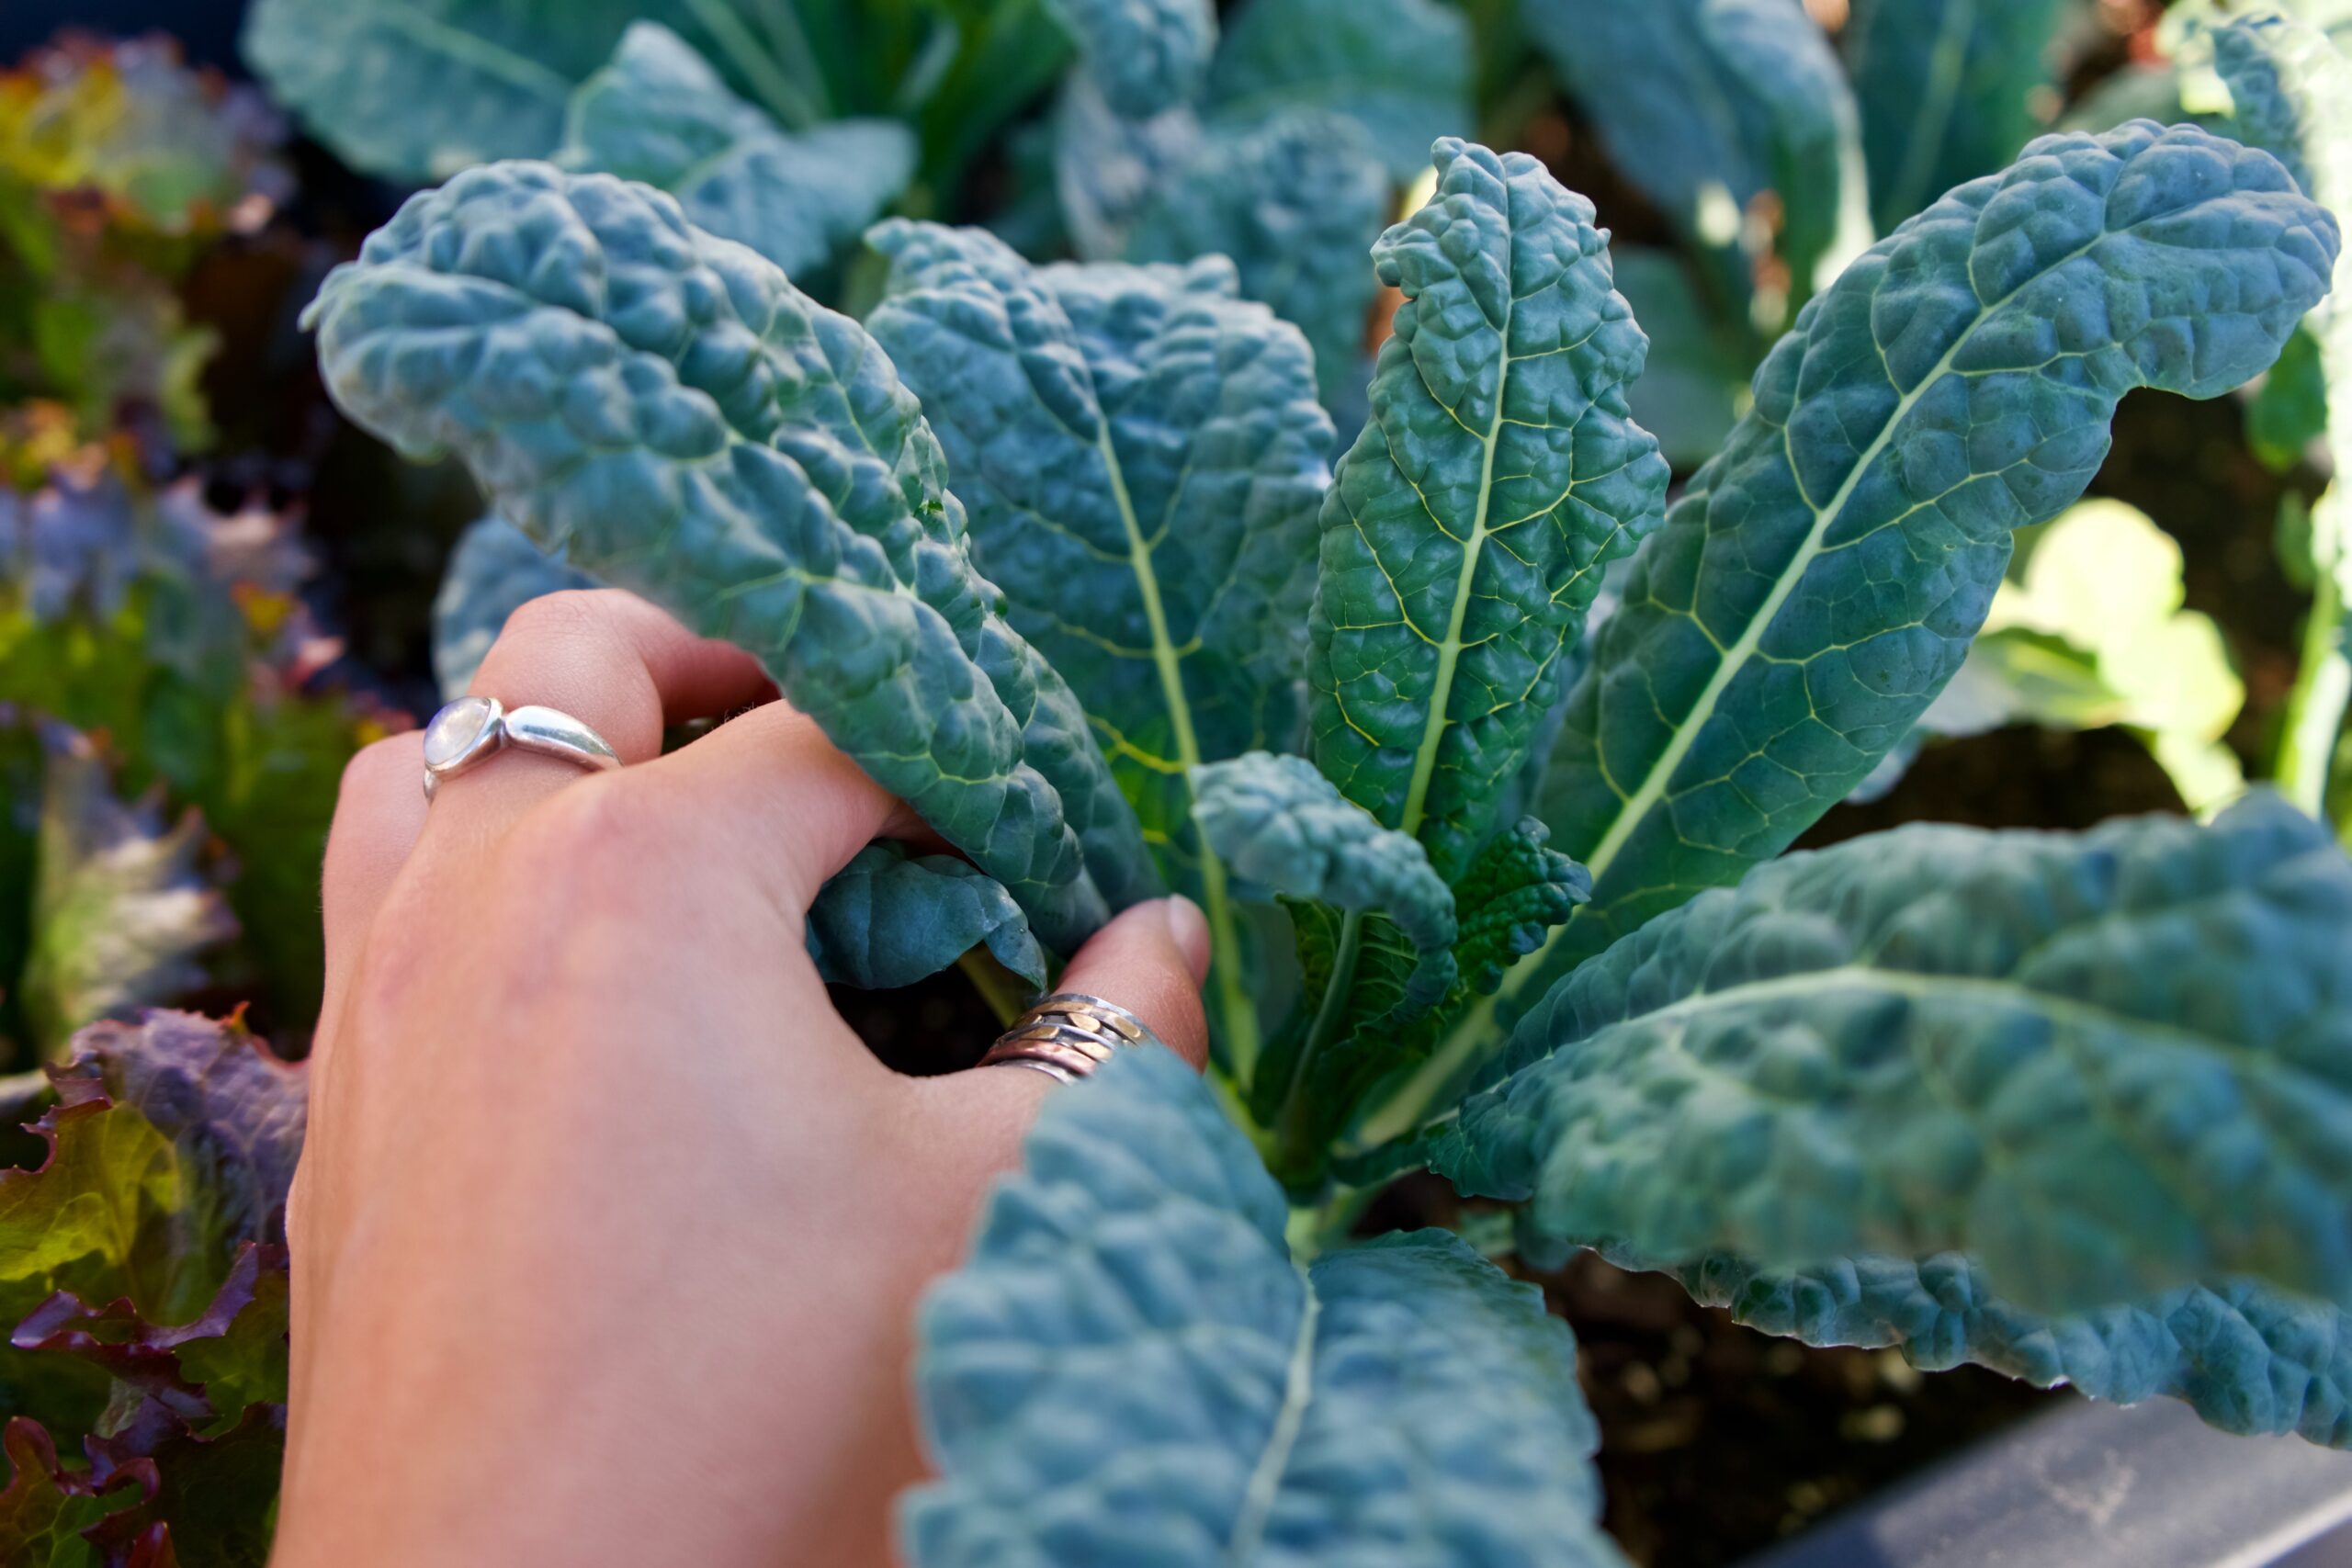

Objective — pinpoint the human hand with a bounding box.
[271,590,1210,1567]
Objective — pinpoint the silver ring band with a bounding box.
[978,992,1159,1084]
[420,694,621,801]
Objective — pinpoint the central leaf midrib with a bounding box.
[1098,426,1260,1071]
[1224,1261,1320,1563]
[378,2,578,99]
[1399,296,1517,845]
[1361,221,2117,1146]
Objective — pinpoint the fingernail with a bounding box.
[1162,896,1211,983]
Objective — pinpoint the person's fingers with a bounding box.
[586,700,933,916]
[899,896,1211,1201]
[317,731,429,1021]
[417,590,774,853]
[1053,897,1212,1070]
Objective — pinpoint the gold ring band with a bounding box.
[978,993,1156,1084]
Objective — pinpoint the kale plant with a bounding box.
[167,0,2352,1560]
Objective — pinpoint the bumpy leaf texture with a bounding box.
[430,515,597,700]
[1051,68,1203,264]
[1311,139,1669,884]
[866,223,1332,887]
[306,164,1158,954]
[1205,0,1473,181]
[1660,1248,2352,1448]
[24,727,233,1062]
[805,840,1046,992]
[902,1046,1623,1567]
[1125,112,1389,411]
[1519,121,2337,1022]
[1270,818,1590,1174]
[1846,0,2071,231]
[1193,751,1459,1013]
[2206,13,2352,738]
[1434,796,2352,1316]
[558,23,913,280]
[1042,0,1216,119]
[1522,0,1869,302]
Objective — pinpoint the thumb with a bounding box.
[900,896,1214,1208]
[1052,896,1214,1070]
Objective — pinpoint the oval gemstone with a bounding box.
[423,695,496,767]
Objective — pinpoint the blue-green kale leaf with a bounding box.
[1664,1248,2352,1448]
[1042,0,1216,120]
[1846,0,2071,231]
[1523,0,1870,311]
[804,841,1046,993]
[1125,111,1389,411]
[1310,139,1669,885]
[902,1045,1623,1567]
[306,163,1158,955]
[1205,0,1473,181]
[557,23,913,279]
[1515,121,2337,1029]
[430,515,598,700]
[865,224,1332,890]
[1435,796,2352,1317]
[1193,750,1460,1018]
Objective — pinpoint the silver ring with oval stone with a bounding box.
[419,694,622,802]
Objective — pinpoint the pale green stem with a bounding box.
[748,0,832,119]
[1096,434,1261,1080]
[684,0,821,129]
[2279,569,2350,823]
[1269,911,1364,1173]
[956,947,1027,1029]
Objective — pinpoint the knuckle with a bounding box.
[334,732,423,816]
[493,587,610,650]
[500,773,670,893]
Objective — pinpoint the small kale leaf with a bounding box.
[805,842,1046,994]
[306,163,1159,955]
[1311,138,1669,885]
[902,1046,1622,1568]
[1434,795,2352,1316]
[1193,750,1459,1017]
[1272,818,1590,1183]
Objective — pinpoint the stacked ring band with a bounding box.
[978,993,1158,1083]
